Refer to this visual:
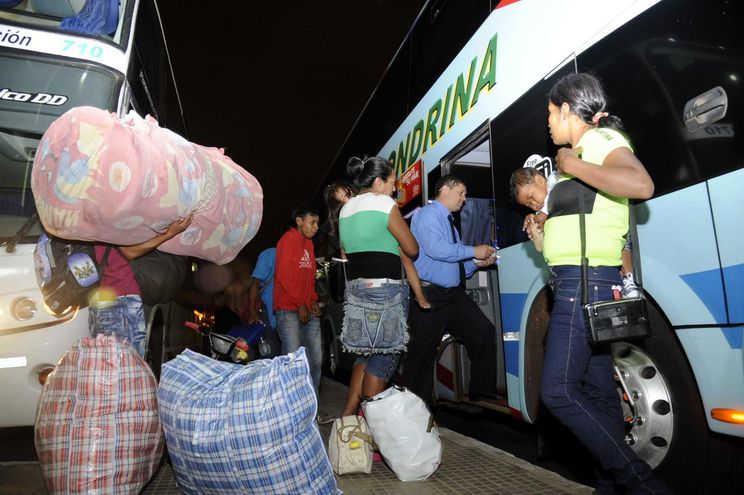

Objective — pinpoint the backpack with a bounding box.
[34,233,111,316]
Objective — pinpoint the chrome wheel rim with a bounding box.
[612,342,674,469]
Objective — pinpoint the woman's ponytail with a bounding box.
[346,156,394,190]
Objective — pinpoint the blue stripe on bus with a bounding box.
[505,340,519,377]
[721,327,743,350]
[500,293,527,378]
[680,269,727,324]
[500,293,528,332]
[724,263,744,323]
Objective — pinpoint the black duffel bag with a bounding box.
[129,250,189,306]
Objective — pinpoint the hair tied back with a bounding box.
[592,111,609,126]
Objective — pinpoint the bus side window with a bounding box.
[488,66,574,249]
[578,0,744,196]
[126,0,164,121]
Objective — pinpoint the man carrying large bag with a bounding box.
[88,215,192,356]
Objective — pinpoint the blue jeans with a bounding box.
[541,266,666,494]
[88,295,146,357]
[275,309,322,398]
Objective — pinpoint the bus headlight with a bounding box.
[38,366,55,386]
[11,297,38,320]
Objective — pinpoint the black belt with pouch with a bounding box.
[578,181,650,345]
[420,282,462,308]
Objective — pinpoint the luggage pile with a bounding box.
[35,335,163,495]
[158,348,341,495]
[328,385,443,481]
[31,106,263,265]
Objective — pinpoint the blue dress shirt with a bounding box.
[411,200,477,288]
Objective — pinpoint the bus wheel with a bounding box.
[612,304,744,493]
[611,341,673,469]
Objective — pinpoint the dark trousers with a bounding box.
[403,285,497,406]
[542,266,668,494]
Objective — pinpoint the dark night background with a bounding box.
[157,1,427,264]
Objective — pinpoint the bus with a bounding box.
[0,0,190,427]
[321,0,744,491]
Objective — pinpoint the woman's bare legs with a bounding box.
[361,373,387,402]
[341,362,389,416]
[341,362,366,416]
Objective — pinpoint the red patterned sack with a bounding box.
[31,106,263,265]
[35,335,163,494]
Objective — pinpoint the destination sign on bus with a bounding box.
[387,33,498,177]
[0,22,127,74]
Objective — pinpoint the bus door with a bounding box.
[433,125,508,404]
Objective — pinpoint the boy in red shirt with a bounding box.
[274,205,322,398]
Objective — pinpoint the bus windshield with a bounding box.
[0,54,121,240]
[0,0,135,49]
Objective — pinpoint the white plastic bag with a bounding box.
[328,415,375,475]
[361,385,442,481]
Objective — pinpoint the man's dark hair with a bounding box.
[433,174,465,198]
[292,203,320,221]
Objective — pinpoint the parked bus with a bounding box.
[321,0,744,491]
[0,0,190,427]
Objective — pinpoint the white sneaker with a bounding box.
[622,273,641,298]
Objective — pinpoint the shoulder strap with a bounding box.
[578,184,589,306]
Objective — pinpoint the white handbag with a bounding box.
[361,385,442,481]
[327,415,375,475]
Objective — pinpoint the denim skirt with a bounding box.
[340,279,409,355]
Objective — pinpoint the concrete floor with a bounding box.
[1,377,592,495]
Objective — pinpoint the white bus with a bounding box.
[0,0,189,427]
[322,0,744,491]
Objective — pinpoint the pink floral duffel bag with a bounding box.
[34,334,163,495]
[31,106,263,265]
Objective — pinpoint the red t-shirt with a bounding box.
[273,228,318,311]
[95,245,141,297]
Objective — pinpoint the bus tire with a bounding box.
[612,304,744,493]
[524,287,552,422]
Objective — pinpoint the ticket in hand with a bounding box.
[473,253,500,265]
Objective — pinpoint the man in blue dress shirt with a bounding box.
[403,174,499,407]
